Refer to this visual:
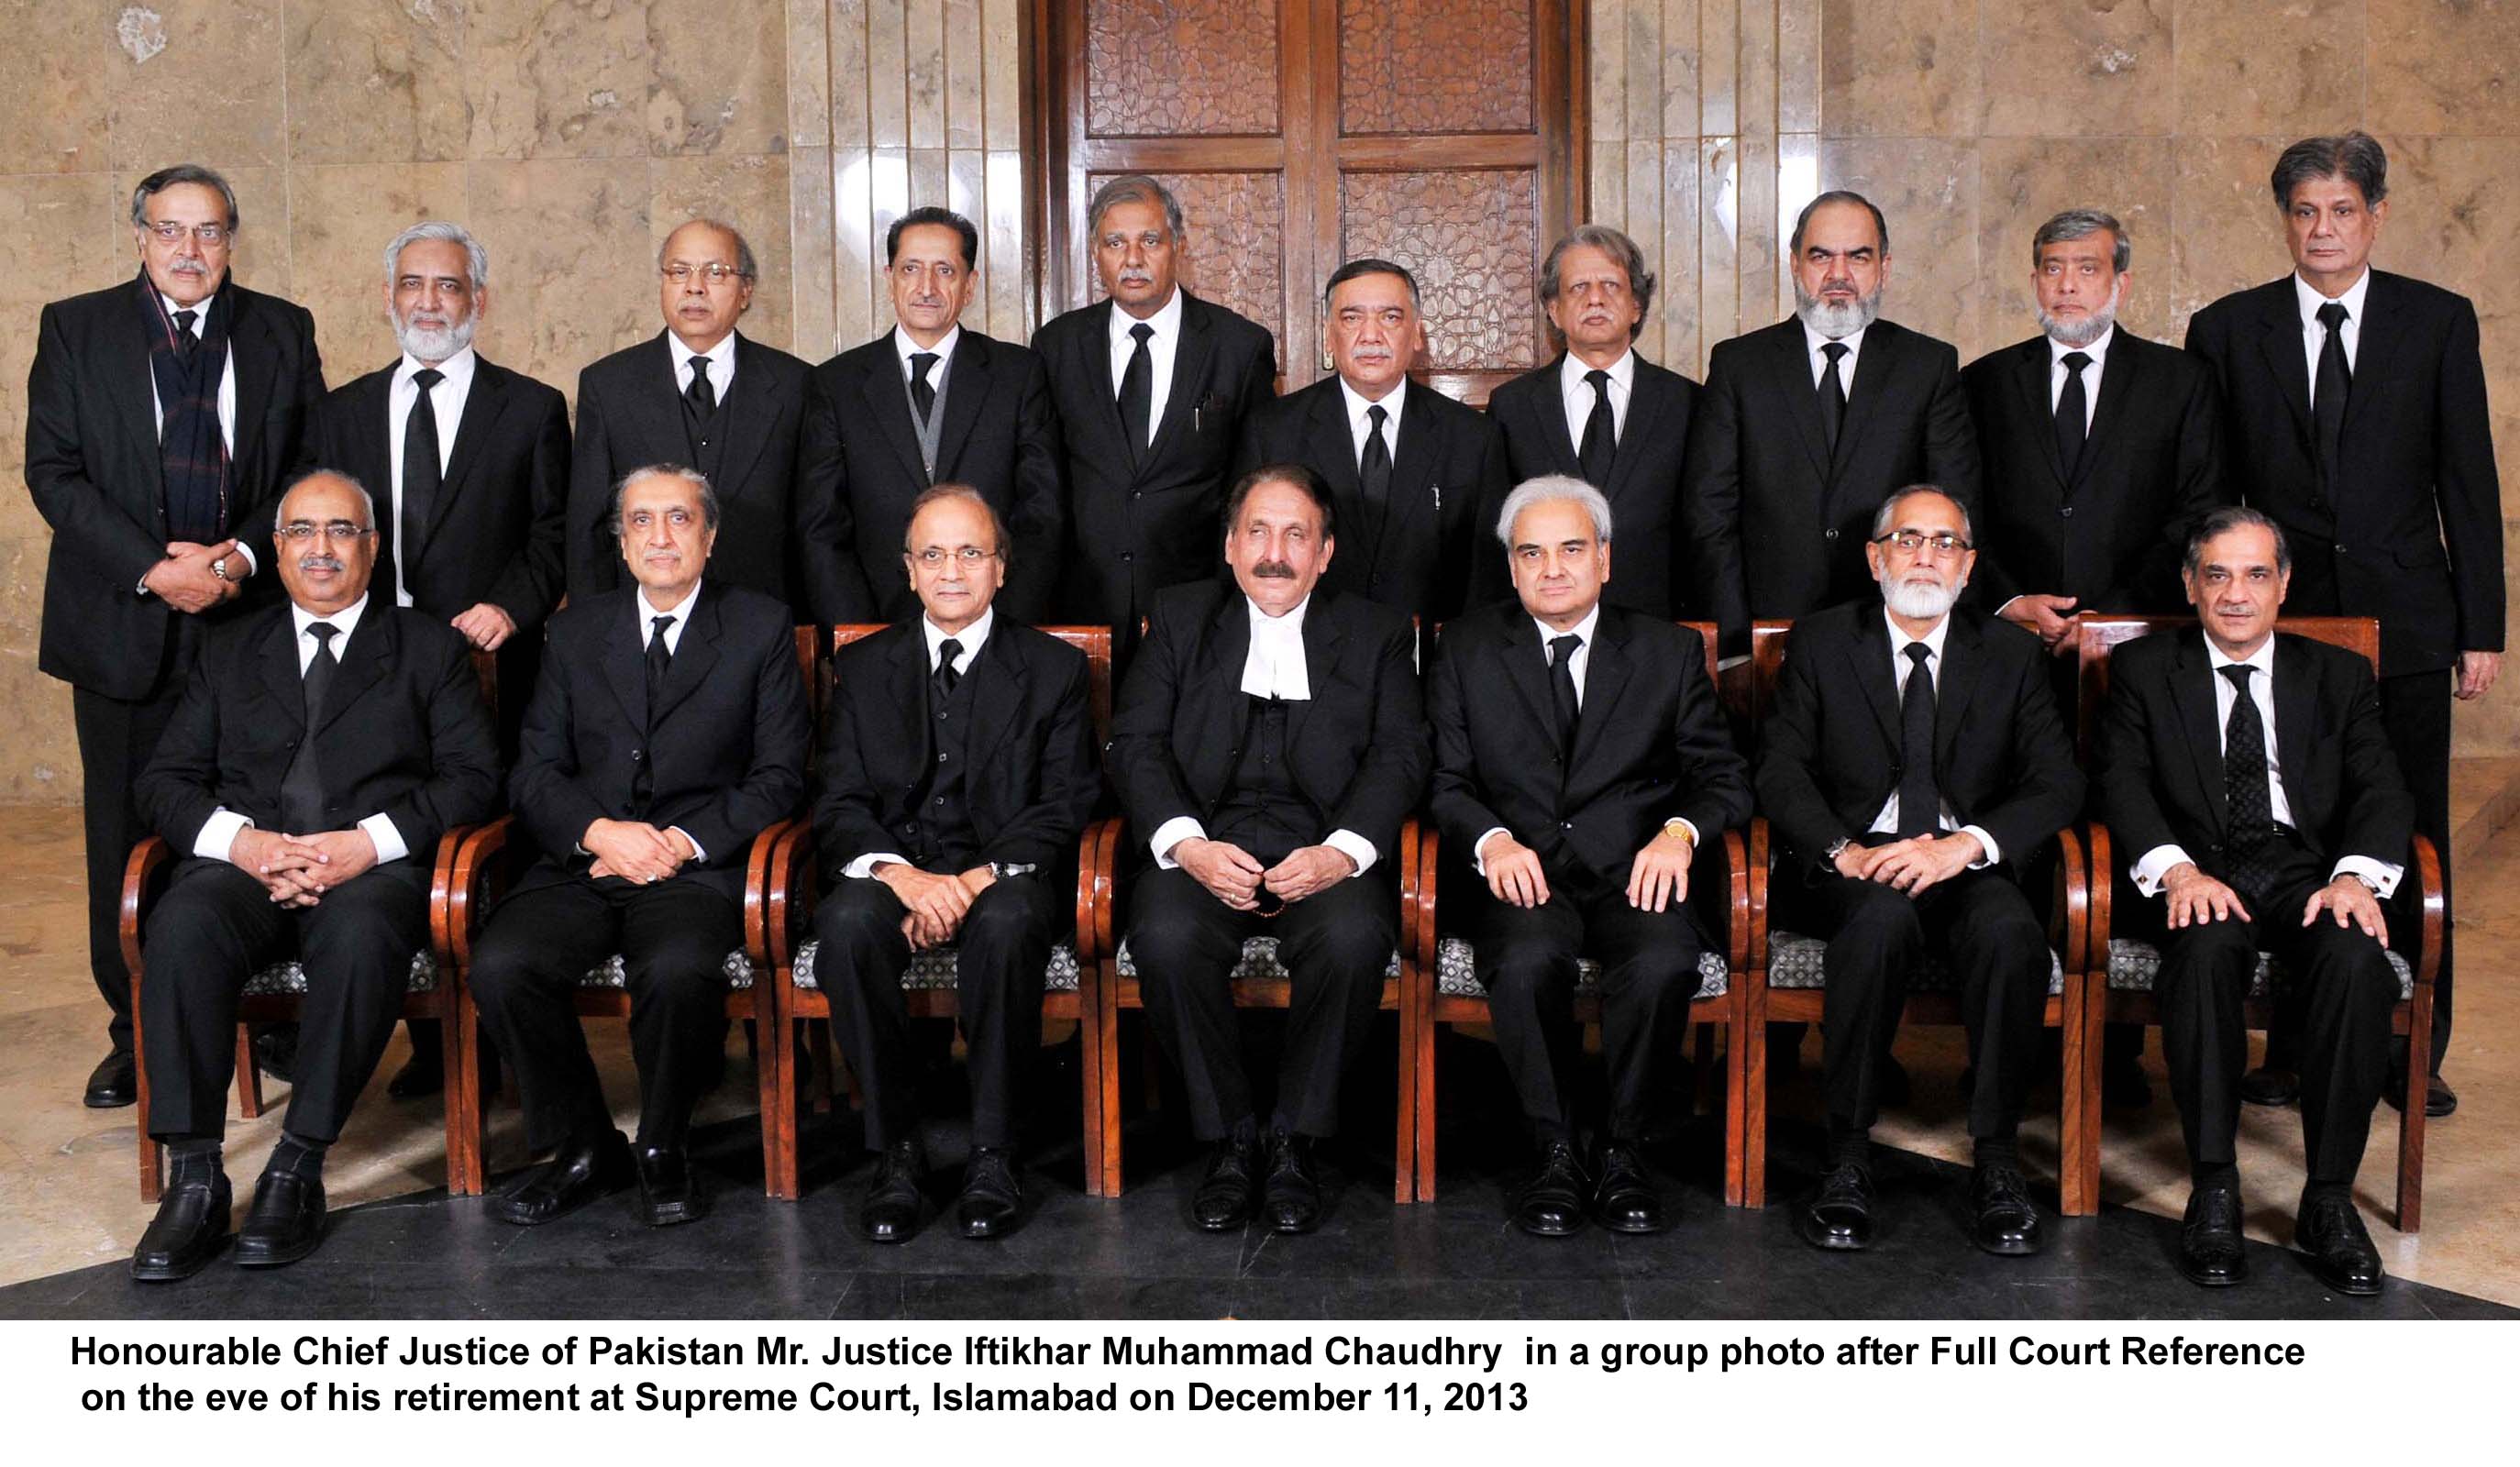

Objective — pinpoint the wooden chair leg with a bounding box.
[135,971,160,1203]
[1097,961,1124,1197]
[2397,986,2433,1232]
[1077,964,1105,1203]
[756,987,790,1200]
[1722,998,1747,1208]
[1413,1001,1440,1203]
[442,990,481,1197]
[1391,973,1414,1205]
[233,1026,264,1119]
[2056,977,2091,1217]
[1741,980,1768,1208]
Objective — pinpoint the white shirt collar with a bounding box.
[292,592,368,644]
[398,343,478,392]
[923,605,995,669]
[1532,601,1602,655]
[669,330,737,387]
[1559,348,1634,398]
[1241,593,1313,700]
[1883,606,1952,666]
[636,580,702,643]
[1802,317,1869,358]
[2294,268,2371,327]
[2205,634,2277,677]
[1110,286,1184,344]
[894,324,962,374]
[159,290,216,324]
[2048,324,2114,368]
[1339,374,1404,433]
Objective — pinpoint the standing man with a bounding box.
[1033,175,1277,653]
[569,218,812,609]
[1683,191,1980,654]
[800,206,1065,625]
[1233,259,1509,624]
[25,165,325,1110]
[1484,226,1699,616]
[2185,133,2502,1115]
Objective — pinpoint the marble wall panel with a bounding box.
[1979,0,2174,138]
[790,0,833,149]
[2168,136,2289,329]
[105,1,288,172]
[0,175,124,533]
[464,0,654,160]
[1817,0,1978,138]
[790,145,839,360]
[2368,0,2520,137]
[2172,0,2366,138]
[463,158,654,392]
[647,0,791,156]
[1812,138,1978,349]
[285,0,471,166]
[5,4,113,175]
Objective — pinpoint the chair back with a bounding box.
[1745,620,1794,727]
[833,623,1116,744]
[468,648,499,714]
[2072,613,2380,761]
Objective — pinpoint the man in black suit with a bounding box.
[1683,191,1981,653]
[26,164,325,1110]
[2185,133,2502,1116]
[1108,464,1430,1234]
[1033,175,1277,651]
[800,206,1065,625]
[1484,226,1698,617]
[128,470,500,1278]
[568,219,812,609]
[1431,476,1750,1236]
[811,486,1100,1243]
[1756,487,2083,1256]
[1232,259,1509,623]
[468,466,809,1230]
[2097,507,2413,1295]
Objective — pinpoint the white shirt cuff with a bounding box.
[1471,825,1511,877]
[669,825,706,865]
[1994,595,2025,617]
[1151,816,1206,869]
[2132,844,2193,898]
[358,813,409,866]
[1960,824,2001,869]
[845,851,911,879]
[1323,828,1377,877]
[196,809,252,864]
[231,543,257,576]
[2333,855,2404,900]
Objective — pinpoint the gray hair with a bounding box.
[658,218,759,280]
[278,468,379,528]
[902,481,1011,568]
[1790,189,1888,257]
[383,220,489,292]
[2030,208,2130,273]
[131,164,238,231]
[1494,474,1614,546]
[608,464,722,536]
[2271,131,2388,208]
[1871,484,1973,542]
[1539,224,1657,343]
[1087,174,1187,245]
[2184,504,2292,577]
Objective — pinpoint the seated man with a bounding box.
[130,469,499,1279]
[469,465,809,1229]
[1430,475,1750,1236]
[811,485,1100,1243]
[1107,463,1431,1233]
[2097,506,2412,1295]
[1755,485,2083,1256]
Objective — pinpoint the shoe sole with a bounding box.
[83,1093,138,1109]
[1975,1235,2042,1258]
[234,1234,322,1268]
[1595,1216,1668,1235]
[1796,1219,1872,1251]
[130,1251,224,1283]
[2179,1265,2246,1287]
[2315,1274,2383,1296]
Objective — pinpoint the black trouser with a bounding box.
[1789,868,2051,1142]
[2379,667,2452,1072]
[1472,883,1709,1143]
[72,657,191,1053]
[1127,866,1395,1141]
[813,874,1056,1150]
[467,876,738,1153]
[140,857,428,1142]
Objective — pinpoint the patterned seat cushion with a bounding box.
[1113,936,1400,982]
[1432,934,1727,999]
[243,949,436,998]
[578,950,755,990]
[1766,932,2066,996]
[2105,937,2414,1000]
[791,938,1081,994]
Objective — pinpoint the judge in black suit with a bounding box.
[811,486,1100,1243]
[800,207,1065,625]
[567,219,812,609]
[1032,175,1277,649]
[1431,477,1750,1236]
[1683,191,1980,652]
[26,165,324,1110]
[468,466,810,1230]
[1232,259,1509,623]
[2096,507,2412,1295]
[128,470,500,1278]
[1483,226,1699,616]
[2184,133,2502,1115]
[1755,487,2083,1256]
[1109,464,1431,1234]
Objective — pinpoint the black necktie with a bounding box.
[2314,301,2350,490]
[646,614,674,705]
[934,636,964,705]
[2220,664,2280,899]
[398,367,444,602]
[686,356,717,418]
[2055,350,2091,480]
[1360,403,1393,535]
[910,352,939,425]
[1895,641,1940,840]
[1548,633,1583,755]
[1118,322,1155,463]
[173,308,200,354]
[281,623,340,833]
[1578,368,1616,487]
[1819,341,1850,451]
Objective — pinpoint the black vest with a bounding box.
[1208,696,1317,865]
[682,391,727,484]
[905,662,984,871]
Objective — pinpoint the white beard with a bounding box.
[394,313,475,364]
[2039,296,2117,348]
[1884,574,1961,621]
[1794,282,1882,340]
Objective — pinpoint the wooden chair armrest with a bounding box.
[445,814,515,971]
[118,836,173,978]
[1745,818,1772,972]
[2051,824,2090,974]
[1406,822,1440,971]
[2411,832,2446,990]
[1071,818,1109,963]
[744,817,806,970]
[1396,818,1425,963]
[2082,822,2114,965]
[1721,828,1750,974]
[428,822,485,969]
[1091,817,1126,960]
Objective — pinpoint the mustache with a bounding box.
[295,554,344,573]
[1249,560,1298,579]
[168,259,208,273]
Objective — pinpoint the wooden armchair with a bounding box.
[2072,613,2440,1230]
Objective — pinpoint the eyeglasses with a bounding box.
[660,262,746,286]
[1873,530,1972,557]
[143,221,229,246]
[623,508,701,532]
[911,546,1000,567]
[280,521,374,543]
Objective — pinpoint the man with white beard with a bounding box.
[1754,487,2083,1256]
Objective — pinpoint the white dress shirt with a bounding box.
[2295,268,2370,406]
[193,594,410,866]
[2129,635,2404,898]
[894,324,961,387]
[1865,610,2003,866]
[1150,593,1377,877]
[846,608,999,879]
[2047,324,2112,433]
[383,346,478,607]
[1801,319,1868,389]
[669,329,738,402]
[1108,288,1183,448]
[635,582,706,861]
[1339,376,1403,467]
[1558,348,1633,452]
[149,290,246,576]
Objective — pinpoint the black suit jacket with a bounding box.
[2184,272,2503,674]
[1483,354,1700,616]
[568,331,813,609]
[507,582,810,905]
[1754,601,2083,873]
[1232,377,1509,624]
[797,329,1066,625]
[2097,628,2413,884]
[813,618,1100,887]
[26,276,325,699]
[137,602,500,860]
[1682,316,1981,651]
[1962,329,2227,613]
[1430,602,1748,892]
[1031,292,1277,626]
[1107,581,1430,866]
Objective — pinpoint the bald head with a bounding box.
[273,470,379,615]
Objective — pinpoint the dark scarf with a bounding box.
[138,272,232,544]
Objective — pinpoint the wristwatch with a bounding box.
[1661,818,1694,844]
[2342,872,2382,895]
[988,861,1036,880]
[209,552,231,581]
[1822,836,1854,864]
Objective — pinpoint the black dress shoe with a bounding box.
[83,1049,137,1109]
[1968,1163,2043,1256]
[2382,1067,2458,1118]
[1591,1142,1667,1234]
[2240,1065,2300,1107]
[1796,1163,1875,1251]
[233,1170,326,1267]
[250,1023,299,1084]
[1190,1132,1260,1232]
[956,1147,1023,1240]
[2102,1055,2155,1109]
[859,1139,926,1243]
[2295,1192,2384,1296]
[1512,1141,1589,1237]
[131,1175,230,1282]
[489,1131,632,1226]
[634,1143,706,1227]
[1263,1129,1321,1234]
[2177,1183,2248,1287]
